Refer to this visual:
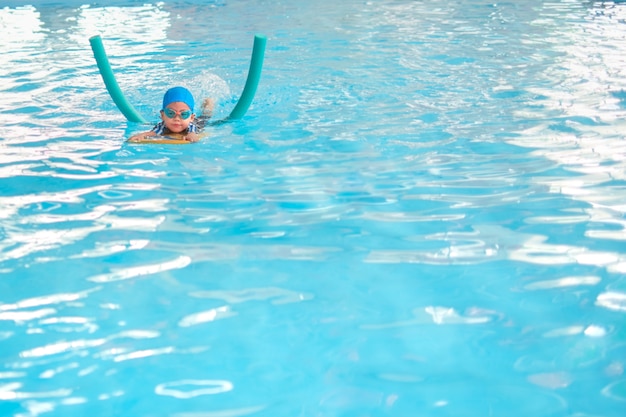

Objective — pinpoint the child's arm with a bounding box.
[183,132,201,142]
[128,130,157,142]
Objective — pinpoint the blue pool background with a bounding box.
[1,0,626,416]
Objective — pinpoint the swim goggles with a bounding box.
[162,108,192,119]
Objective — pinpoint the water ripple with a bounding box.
[190,287,314,305]
[178,306,236,328]
[155,379,233,398]
[88,256,192,282]
[596,292,626,312]
[362,306,494,330]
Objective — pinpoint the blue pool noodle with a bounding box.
[89,34,266,123]
[227,34,267,120]
[89,35,148,124]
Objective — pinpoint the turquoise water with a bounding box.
[2,0,626,416]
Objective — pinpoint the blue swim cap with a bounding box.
[162,86,195,111]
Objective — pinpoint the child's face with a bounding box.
[160,102,195,133]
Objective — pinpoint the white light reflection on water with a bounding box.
[88,255,191,282]
[523,275,602,290]
[596,291,626,312]
[155,379,233,398]
[510,3,626,250]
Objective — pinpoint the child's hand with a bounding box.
[184,132,200,142]
[128,131,154,142]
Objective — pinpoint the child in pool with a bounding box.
[128,86,214,143]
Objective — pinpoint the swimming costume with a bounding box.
[152,121,198,135]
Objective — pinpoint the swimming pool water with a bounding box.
[1,0,626,416]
